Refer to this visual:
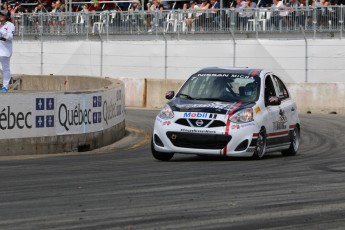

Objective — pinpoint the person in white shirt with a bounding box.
[0,9,15,93]
[269,0,286,30]
[185,0,200,32]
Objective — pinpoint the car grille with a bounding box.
[175,119,226,128]
[166,132,231,149]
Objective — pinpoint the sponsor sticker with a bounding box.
[180,128,216,134]
[273,113,288,131]
[184,112,208,118]
[241,123,255,128]
[231,124,240,130]
[163,121,171,126]
[246,148,255,153]
[197,73,254,79]
[254,106,261,114]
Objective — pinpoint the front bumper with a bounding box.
[153,117,259,157]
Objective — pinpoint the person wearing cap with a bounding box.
[0,9,15,93]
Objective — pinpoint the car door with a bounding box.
[263,74,289,147]
[272,74,298,131]
[270,74,292,145]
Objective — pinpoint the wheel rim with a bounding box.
[256,131,266,158]
[292,128,299,152]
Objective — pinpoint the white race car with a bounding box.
[151,67,300,161]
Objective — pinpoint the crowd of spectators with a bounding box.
[2,0,345,34]
[2,0,345,15]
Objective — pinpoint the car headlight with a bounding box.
[230,108,253,123]
[158,104,174,120]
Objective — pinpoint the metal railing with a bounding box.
[11,6,345,39]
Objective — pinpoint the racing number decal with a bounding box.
[223,102,242,156]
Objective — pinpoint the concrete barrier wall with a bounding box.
[0,75,125,156]
[10,39,345,116]
[11,39,345,83]
[125,78,345,115]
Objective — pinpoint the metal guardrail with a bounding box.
[11,6,345,38]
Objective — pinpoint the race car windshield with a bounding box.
[177,74,260,103]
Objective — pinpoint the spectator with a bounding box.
[146,0,163,32]
[81,4,89,13]
[208,0,220,30]
[200,0,210,9]
[197,0,210,31]
[0,9,15,93]
[1,1,8,11]
[33,2,48,13]
[246,0,257,8]
[235,0,246,30]
[129,0,142,11]
[88,2,103,12]
[54,1,66,31]
[48,1,58,33]
[245,0,256,28]
[185,0,200,32]
[13,2,24,34]
[129,0,142,30]
[269,0,286,30]
[287,0,300,7]
[286,0,300,28]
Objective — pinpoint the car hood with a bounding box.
[168,98,256,115]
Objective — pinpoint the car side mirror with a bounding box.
[165,91,175,100]
[266,96,281,106]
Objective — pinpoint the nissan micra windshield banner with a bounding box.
[0,87,125,139]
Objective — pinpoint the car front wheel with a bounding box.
[151,138,174,161]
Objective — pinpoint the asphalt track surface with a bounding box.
[1,108,345,230]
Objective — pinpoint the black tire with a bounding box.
[151,138,174,161]
[282,127,300,156]
[252,128,267,160]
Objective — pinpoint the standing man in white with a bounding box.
[0,9,15,93]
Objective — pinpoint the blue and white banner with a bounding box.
[0,86,125,139]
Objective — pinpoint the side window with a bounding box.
[264,75,276,103]
[272,75,289,100]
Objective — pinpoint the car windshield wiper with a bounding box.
[178,93,195,100]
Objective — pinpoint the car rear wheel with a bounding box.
[252,128,267,160]
[151,138,174,161]
[282,127,300,156]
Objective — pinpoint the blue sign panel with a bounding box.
[46,115,54,127]
[46,98,54,110]
[36,98,45,110]
[36,116,45,128]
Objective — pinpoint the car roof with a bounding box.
[195,67,264,77]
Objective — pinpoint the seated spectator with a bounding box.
[194,0,209,31]
[185,0,200,32]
